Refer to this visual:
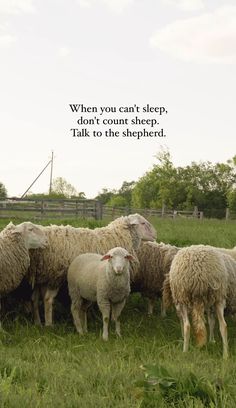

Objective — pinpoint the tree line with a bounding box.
[1,150,236,216]
[96,150,236,215]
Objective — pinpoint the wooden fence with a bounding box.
[0,198,209,220]
[0,198,235,220]
[0,198,102,220]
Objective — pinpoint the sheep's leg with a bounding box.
[216,302,228,360]
[147,298,155,316]
[98,300,111,341]
[176,304,184,337]
[80,300,92,333]
[83,311,88,333]
[207,308,216,343]
[43,287,59,326]
[31,286,42,326]
[177,304,190,352]
[111,300,126,338]
[71,301,84,335]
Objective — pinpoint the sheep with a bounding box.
[0,221,47,323]
[164,245,230,359]
[29,213,157,326]
[67,247,133,340]
[133,241,179,316]
[163,245,236,312]
[215,246,236,261]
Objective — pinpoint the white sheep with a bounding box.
[0,221,47,323]
[215,246,236,261]
[29,213,157,326]
[165,245,229,359]
[67,247,133,340]
[133,241,179,316]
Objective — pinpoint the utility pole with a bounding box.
[49,151,54,194]
[21,151,55,199]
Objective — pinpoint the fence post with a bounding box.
[226,208,230,221]
[173,210,177,219]
[95,201,103,220]
[193,206,198,218]
[199,211,203,220]
[161,203,166,217]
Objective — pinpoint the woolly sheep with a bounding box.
[68,247,133,340]
[163,245,236,312]
[207,252,236,345]
[29,213,157,326]
[0,221,47,322]
[133,241,179,316]
[165,245,229,359]
[215,246,236,261]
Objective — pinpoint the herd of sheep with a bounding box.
[1,213,236,359]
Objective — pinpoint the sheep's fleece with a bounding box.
[169,245,228,308]
[28,214,156,289]
[133,241,179,299]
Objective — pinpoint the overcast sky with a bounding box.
[0,0,235,198]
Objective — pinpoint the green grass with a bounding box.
[1,217,236,407]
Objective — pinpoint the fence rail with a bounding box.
[1,197,232,220]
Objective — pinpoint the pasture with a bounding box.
[1,217,236,407]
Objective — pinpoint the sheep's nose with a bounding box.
[115,266,123,274]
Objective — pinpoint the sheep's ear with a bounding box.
[125,254,134,261]
[101,254,112,261]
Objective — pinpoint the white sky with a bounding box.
[0,0,235,198]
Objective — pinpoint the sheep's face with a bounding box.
[128,213,157,242]
[101,247,133,275]
[14,222,48,249]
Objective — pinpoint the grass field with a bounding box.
[1,217,236,407]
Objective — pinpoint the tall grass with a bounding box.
[0,217,236,407]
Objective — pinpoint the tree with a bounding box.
[227,189,236,211]
[117,181,135,206]
[51,177,77,198]
[131,150,236,211]
[0,182,7,198]
[95,188,117,204]
[131,149,179,209]
[106,195,127,208]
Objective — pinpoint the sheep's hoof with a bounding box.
[102,336,108,341]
